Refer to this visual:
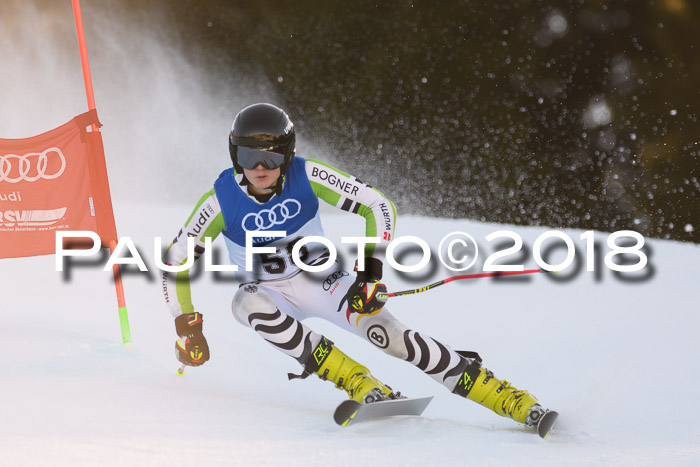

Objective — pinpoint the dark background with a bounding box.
[53,1,700,241]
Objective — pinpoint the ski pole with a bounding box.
[176,364,186,376]
[381,268,547,299]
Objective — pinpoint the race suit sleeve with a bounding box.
[162,189,225,317]
[305,158,397,263]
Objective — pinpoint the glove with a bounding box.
[174,312,210,366]
[337,257,388,314]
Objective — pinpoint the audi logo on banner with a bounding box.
[241,199,302,231]
[0,147,67,183]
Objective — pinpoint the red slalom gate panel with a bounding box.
[0,110,117,259]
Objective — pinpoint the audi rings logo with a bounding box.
[323,270,349,291]
[241,199,302,231]
[0,148,66,183]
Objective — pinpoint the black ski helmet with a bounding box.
[228,103,296,174]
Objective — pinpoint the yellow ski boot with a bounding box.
[454,361,545,426]
[297,337,396,403]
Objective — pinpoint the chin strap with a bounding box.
[239,174,286,202]
[274,174,285,196]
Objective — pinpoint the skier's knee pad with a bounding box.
[231,284,278,327]
[357,309,410,360]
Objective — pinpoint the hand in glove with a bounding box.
[337,257,388,314]
[175,312,210,366]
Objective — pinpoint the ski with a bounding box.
[333,396,433,427]
[334,396,557,439]
[536,410,559,439]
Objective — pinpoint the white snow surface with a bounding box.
[2,205,699,467]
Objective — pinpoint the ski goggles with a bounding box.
[236,146,286,170]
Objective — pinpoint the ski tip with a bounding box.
[333,396,434,427]
[537,410,559,439]
[333,399,360,426]
[341,409,359,427]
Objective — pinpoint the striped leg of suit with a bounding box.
[401,330,471,391]
[358,309,473,392]
[231,285,321,365]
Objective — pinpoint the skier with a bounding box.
[162,103,552,430]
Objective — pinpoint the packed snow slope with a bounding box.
[2,204,699,467]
